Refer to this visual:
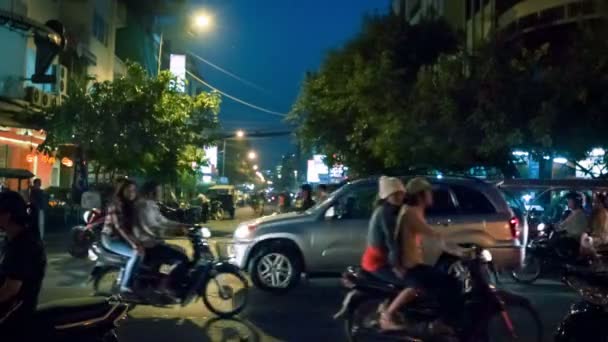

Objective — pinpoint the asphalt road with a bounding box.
[39,207,580,342]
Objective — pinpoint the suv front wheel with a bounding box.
[249,243,302,294]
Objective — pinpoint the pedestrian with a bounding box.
[199,193,210,223]
[100,179,141,294]
[316,184,329,203]
[28,178,47,239]
[298,184,315,211]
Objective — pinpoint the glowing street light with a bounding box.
[193,12,213,30]
[252,165,259,171]
[236,130,245,138]
[248,151,257,160]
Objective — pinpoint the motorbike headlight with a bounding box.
[83,210,92,223]
[201,227,212,238]
[537,223,546,232]
[480,249,493,262]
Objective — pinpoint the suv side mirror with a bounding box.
[325,206,336,220]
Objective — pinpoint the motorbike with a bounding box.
[158,202,201,224]
[68,208,106,259]
[335,244,543,342]
[1,296,128,341]
[555,265,608,341]
[89,226,248,318]
[511,223,583,284]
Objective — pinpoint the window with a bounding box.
[451,185,496,214]
[426,187,458,216]
[92,11,108,45]
[335,185,377,220]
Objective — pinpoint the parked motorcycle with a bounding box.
[2,296,128,341]
[511,223,582,284]
[68,208,105,259]
[335,245,543,342]
[89,226,248,318]
[555,266,608,341]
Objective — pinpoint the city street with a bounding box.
[40,207,579,342]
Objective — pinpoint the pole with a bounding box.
[157,30,164,75]
[221,139,226,177]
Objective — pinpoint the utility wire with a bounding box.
[187,50,271,95]
[186,70,288,117]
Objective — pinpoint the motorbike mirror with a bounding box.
[325,206,336,220]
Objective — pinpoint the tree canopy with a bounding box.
[41,63,221,183]
[291,12,608,178]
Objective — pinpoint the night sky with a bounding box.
[189,0,388,169]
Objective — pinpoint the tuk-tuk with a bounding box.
[0,168,35,192]
[207,185,236,219]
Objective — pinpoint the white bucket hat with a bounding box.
[378,176,405,200]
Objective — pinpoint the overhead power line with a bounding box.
[186,70,288,117]
[187,50,271,94]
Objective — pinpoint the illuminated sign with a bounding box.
[169,54,186,93]
[201,146,218,175]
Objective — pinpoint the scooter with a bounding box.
[511,223,584,284]
[555,265,608,341]
[89,226,248,318]
[68,208,105,259]
[1,296,128,341]
[335,239,543,341]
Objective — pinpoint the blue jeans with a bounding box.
[101,234,140,290]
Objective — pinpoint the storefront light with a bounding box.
[61,157,74,167]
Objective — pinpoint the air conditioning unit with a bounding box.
[41,92,59,108]
[52,64,68,97]
[24,86,43,107]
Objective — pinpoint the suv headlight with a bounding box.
[234,223,257,239]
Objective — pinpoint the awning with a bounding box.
[0,168,35,179]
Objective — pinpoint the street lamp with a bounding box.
[193,12,213,30]
[157,10,215,75]
[248,151,257,160]
[236,130,245,138]
[253,165,259,171]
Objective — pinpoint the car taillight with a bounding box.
[509,217,520,238]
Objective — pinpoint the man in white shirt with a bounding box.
[558,192,589,239]
[135,181,189,295]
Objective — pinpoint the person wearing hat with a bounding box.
[394,177,461,333]
[360,176,408,330]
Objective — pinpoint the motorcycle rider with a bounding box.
[100,179,141,294]
[360,176,408,331]
[556,192,588,256]
[580,193,608,256]
[395,177,461,332]
[0,191,46,338]
[134,181,190,296]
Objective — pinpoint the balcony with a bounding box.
[498,0,604,35]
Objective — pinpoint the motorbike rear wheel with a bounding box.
[202,268,249,318]
[511,255,541,284]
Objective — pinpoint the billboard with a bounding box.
[169,54,186,93]
[307,154,347,184]
[202,146,218,175]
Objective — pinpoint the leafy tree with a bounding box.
[40,63,221,183]
[289,14,458,175]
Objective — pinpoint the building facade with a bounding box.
[0,0,128,188]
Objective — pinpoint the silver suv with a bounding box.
[230,176,523,293]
